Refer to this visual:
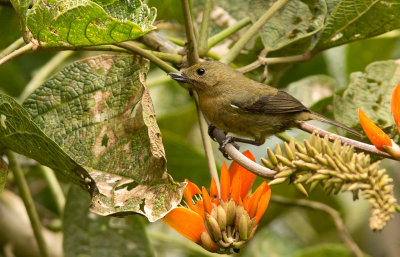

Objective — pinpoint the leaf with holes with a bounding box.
[63,186,156,257]
[334,60,400,142]
[248,0,327,55]
[0,94,91,187]
[314,0,400,51]
[23,54,185,221]
[26,0,156,47]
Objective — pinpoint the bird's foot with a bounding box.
[219,136,240,159]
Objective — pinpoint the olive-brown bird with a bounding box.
[169,61,360,147]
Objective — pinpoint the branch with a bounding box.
[0,37,25,59]
[0,42,35,66]
[220,0,289,64]
[298,122,394,160]
[211,127,276,179]
[271,195,363,257]
[181,0,199,65]
[140,31,185,55]
[117,42,179,73]
[197,0,213,56]
[237,51,313,73]
[207,17,251,50]
[5,151,49,257]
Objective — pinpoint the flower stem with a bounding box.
[6,150,49,257]
[0,42,34,66]
[271,195,363,257]
[220,0,289,64]
[181,0,199,65]
[117,42,179,73]
[207,17,251,50]
[198,0,213,56]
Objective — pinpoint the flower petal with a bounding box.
[184,179,203,213]
[254,184,271,226]
[229,150,256,198]
[246,182,266,218]
[163,207,206,243]
[391,84,400,128]
[230,168,242,204]
[210,178,219,205]
[202,186,213,214]
[220,162,230,202]
[358,108,392,151]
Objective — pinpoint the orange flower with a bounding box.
[358,108,392,151]
[392,84,400,132]
[163,151,271,254]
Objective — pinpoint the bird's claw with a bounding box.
[219,136,240,159]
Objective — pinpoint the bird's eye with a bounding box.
[196,68,205,76]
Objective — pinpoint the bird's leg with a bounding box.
[219,136,265,159]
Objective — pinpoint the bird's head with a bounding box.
[168,61,237,91]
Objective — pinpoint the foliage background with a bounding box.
[0,0,399,257]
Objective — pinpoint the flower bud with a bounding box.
[238,214,249,240]
[200,231,218,252]
[205,213,222,242]
[217,205,227,231]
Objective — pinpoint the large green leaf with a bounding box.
[314,0,400,51]
[292,244,356,257]
[249,0,327,55]
[23,54,185,221]
[0,94,91,186]
[334,60,400,140]
[64,186,155,257]
[26,0,156,47]
[9,0,30,34]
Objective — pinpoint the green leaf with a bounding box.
[314,0,400,51]
[64,186,155,257]
[286,75,336,107]
[9,0,30,34]
[0,157,7,195]
[23,54,184,221]
[27,0,156,47]
[0,94,90,186]
[334,60,400,138]
[249,0,327,54]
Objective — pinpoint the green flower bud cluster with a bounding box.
[200,200,257,254]
[262,133,397,231]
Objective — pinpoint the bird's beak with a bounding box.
[168,72,191,83]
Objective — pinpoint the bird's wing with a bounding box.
[230,90,309,114]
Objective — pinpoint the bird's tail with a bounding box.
[309,112,362,137]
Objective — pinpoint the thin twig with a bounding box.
[220,0,289,64]
[117,42,179,73]
[271,195,363,257]
[181,0,199,65]
[0,37,25,59]
[236,48,269,73]
[207,17,251,50]
[39,166,65,216]
[197,0,213,56]
[298,122,394,160]
[5,150,49,257]
[19,51,74,102]
[0,42,34,66]
[194,96,220,194]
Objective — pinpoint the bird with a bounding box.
[168,61,361,149]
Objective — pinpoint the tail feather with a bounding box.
[309,112,362,137]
